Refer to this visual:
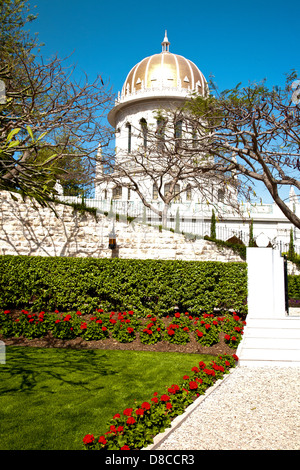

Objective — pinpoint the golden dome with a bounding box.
[121,32,207,97]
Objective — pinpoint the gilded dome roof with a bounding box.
[121,32,207,97]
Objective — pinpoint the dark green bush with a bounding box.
[0,255,248,316]
[288,275,300,299]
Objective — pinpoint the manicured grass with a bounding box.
[0,346,215,450]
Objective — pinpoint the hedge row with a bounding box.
[287,275,300,299]
[0,255,248,316]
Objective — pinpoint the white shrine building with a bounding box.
[64,32,300,251]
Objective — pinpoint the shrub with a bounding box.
[0,256,248,316]
[164,323,190,345]
[82,354,238,450]
[139,316,165,345]
[81,317,109,341]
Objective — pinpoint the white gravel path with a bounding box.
[153,366,300,451]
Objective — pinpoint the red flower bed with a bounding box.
[82,354,238,451]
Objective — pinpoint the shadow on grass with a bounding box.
[0,347,119,395]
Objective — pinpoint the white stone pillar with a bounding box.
[247,247,287,318]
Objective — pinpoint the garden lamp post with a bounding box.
[108,224,117,250]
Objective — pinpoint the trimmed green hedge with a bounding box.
[0,255,248,316]
[288,275,300,299]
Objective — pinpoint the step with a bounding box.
[245,317,300,329]
[244,328,299,339]
[237,315,300,366]
[238,348,300,362]
[241,337,300,349]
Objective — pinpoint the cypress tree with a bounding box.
[210,209,216,239]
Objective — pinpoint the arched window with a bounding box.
[186,184,192,201]
[164,182,180,202]
[112,185,122,200]
[218,189,225,202]
[175,120,182,139]
[140,118,147,148]
[192,126,197,148]
[156,117,166,151]
[153,184,158,200]
[126,122,131,153]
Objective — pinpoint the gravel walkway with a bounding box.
[153,366,300,451]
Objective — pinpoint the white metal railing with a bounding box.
[54,195,300,252]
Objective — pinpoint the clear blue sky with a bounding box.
[28,0,300,203]
[30,0,300,96]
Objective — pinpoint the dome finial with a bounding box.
[161,30,170,52]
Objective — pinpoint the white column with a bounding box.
[247,247,287,318]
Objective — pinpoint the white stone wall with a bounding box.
[0,191,243,262]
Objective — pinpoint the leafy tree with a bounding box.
[288,228,295,259]
[0,0,113,204]
[185,73,300,229]
[248,219,255,247]
[210,209,216,239]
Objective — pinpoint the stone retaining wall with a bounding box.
[0,191,244,262]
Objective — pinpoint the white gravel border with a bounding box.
[143,366,300,451]
[143,368,236,451]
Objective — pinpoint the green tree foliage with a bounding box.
[0,256,248,316]
[210,209,216,239]
[185,74,300,229]
[248,219,255,247]
[0,0,113,203]
[288,228,295,259]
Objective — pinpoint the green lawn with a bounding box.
[0,346,215,450]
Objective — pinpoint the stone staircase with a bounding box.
[237,315,300,367]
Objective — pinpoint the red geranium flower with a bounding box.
[80,322,87,330]
[189,381,198,390]
[83,434,94,445]
[98,435,107,445]
[135,408,144,416]
[151,397,158,403]
[160,394,170,402]
[191,366,199,373]
[183,375,189,380]
[166,402,172,410]
[127,327,134,334]
[123,408,133,416]
[141,402,151,410]
[113,413,120,419]
[121,445,130,450]
[126,417,136,425]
